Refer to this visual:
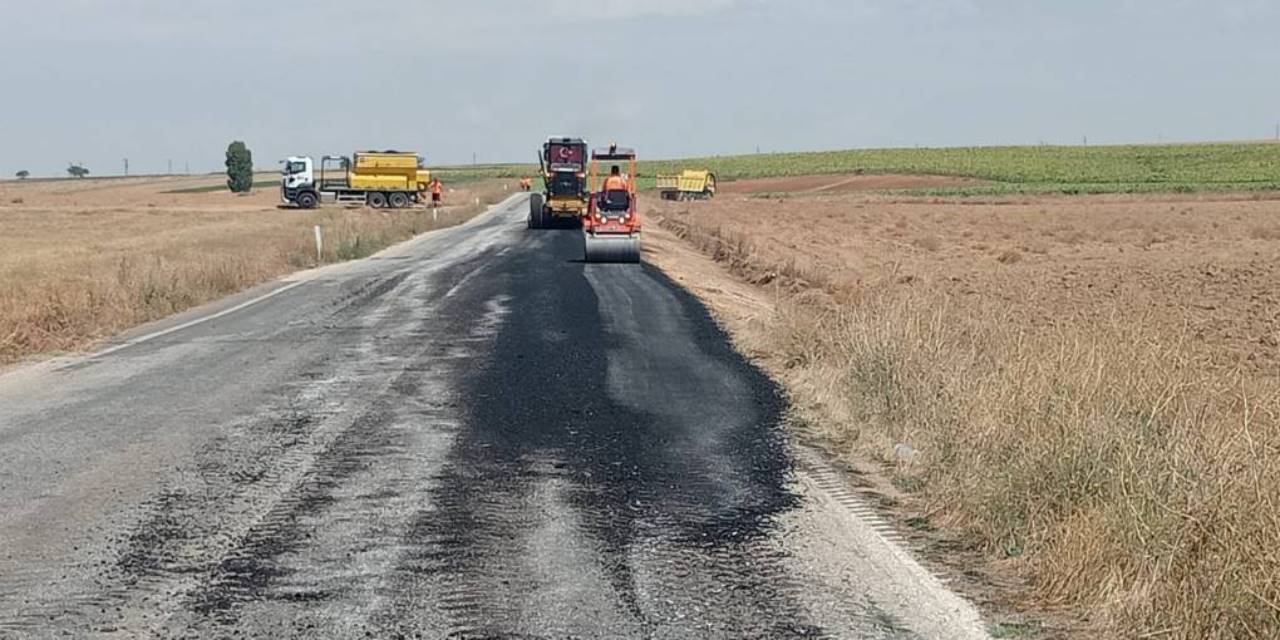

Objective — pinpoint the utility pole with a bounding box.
[472,152,477,166]
[167,159,173,175]
[185,161,189,175]
[123,158,129,176]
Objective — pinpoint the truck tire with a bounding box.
[296,191,319,209]
[367,192,388,208]
[528,193,544,229]
[388,192,410,208]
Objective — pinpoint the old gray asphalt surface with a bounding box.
[0,195,988,639]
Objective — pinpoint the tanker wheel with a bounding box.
[388,192,410,209]
[295,191,318,209]
[528,193,544,229]
[367,192,388,208]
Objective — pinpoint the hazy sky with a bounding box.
[2,0,1278,176]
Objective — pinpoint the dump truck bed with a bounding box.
[656,170,716,200]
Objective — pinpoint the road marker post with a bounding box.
[314,225,323,263]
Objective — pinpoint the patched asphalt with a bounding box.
[0,195,988,639]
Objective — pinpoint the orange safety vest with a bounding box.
[431,181,443,196]
[602,175,628,191]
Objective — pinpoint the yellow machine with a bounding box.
[282,151,431,209]
[656,170,717,201]
[530,138,589,229]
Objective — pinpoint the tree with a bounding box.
[15,170,29,180]
[67,164,90,179]
[225,141,254,193]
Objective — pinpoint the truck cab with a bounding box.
[281,156,317,207]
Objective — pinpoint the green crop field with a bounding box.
[432,141,1280,195]
[642,142,1280,195]
[430,164,533,184]
[159,142,1280,196]
[436,141,1280,196]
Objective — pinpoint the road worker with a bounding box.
[430,178,444,207]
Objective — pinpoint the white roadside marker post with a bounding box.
[314,225,323,263]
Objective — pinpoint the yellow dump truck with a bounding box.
[656,170,717,201]
[282,151,431,209]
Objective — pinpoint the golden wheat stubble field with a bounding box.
[0,174,509,366]
[650,179,1280,638]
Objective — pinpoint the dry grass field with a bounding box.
[0,174,512,366]
[648,178,1280,638]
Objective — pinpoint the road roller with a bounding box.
[583,144,641,263]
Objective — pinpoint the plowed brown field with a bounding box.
[717,173,989,194]
[647,182,1280,638]
[654,189,1280,372]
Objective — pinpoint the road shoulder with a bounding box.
[643,221,1066,639]
[0,193,529,385]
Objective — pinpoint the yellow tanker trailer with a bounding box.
[282,151,431,209]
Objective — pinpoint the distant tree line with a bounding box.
[67,164,89,178]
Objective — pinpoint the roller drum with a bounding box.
[583,234,641,263]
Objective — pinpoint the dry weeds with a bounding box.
[654,191,1280,638]
[0,177,512,365]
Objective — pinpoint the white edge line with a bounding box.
[91,280,308,359]
[57,194,529,363]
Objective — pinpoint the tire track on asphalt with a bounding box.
[378,226,830,637]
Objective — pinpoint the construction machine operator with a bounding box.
[599,165,630,211]
[602,165,628,192]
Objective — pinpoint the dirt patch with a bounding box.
[716,173,990,195]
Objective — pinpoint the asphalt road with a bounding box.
[0,195,988,639]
